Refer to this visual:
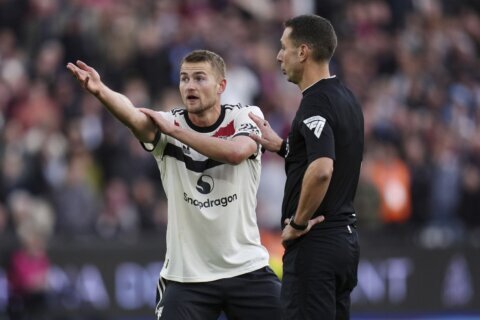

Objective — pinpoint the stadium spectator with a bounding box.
[0,0,479,244]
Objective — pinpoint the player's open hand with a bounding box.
[248,112,283,153]
[67,60,102,96]
[139,108,174,135]
[281,215,325,247]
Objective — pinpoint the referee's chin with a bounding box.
[284,72,299,85]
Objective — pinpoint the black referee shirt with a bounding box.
[281,77,364,229]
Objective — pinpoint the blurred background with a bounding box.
[1,0,480,319]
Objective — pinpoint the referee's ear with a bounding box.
[299,43,309,62]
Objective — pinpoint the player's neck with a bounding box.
[298,62,331,92]
[188,104,222,127]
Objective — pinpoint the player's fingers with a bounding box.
[84,76,90,89]
[284,218,291,225]
[67,63,82,78]
[66,62,76,72]
[139,108,159,122]
[138,107,152,115]
[70,64,88,81]
[76,60,90,71]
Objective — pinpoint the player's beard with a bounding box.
[185,97,217,115]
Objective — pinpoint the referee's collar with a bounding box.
[302,75,336,95]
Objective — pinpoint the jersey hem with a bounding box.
[159,260,269,283]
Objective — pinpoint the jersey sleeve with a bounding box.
[299,98,335,163]
[140,110,170,157]
[233,106,263,138]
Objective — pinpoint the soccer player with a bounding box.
[249,15,364,319]
[67,50,282,320]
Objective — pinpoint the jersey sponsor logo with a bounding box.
[196,174,214,194]
[184,192,238,209]
[303,115,326,138]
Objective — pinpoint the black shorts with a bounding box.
[281,225,359,320]
[155,266,282,320]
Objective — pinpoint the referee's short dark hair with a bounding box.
[181,50,226,79]
[285,15,337,63]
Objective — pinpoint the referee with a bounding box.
[250,14,364,320]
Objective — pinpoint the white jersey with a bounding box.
[146,104,269,282]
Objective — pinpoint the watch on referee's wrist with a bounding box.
[289,218,308,231]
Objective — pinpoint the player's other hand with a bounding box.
[248,112,283,153]
[66,60,102,96]
[139,108,175,135]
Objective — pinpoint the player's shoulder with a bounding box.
[223,103,260,110]
[167,107,187,119]
[223,103,262,117]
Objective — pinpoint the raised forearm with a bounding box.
[294,158,333,224]
[95,84,156,142]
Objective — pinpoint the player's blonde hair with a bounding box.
[181,50,226,79]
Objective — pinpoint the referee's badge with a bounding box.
[303,115,326,138]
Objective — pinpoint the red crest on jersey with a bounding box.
[213,121,235,138]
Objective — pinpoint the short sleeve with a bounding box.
[140,110,171,157]
[299,103,335,163]
[233,106,263,138]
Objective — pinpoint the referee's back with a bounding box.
[282,77,364,229]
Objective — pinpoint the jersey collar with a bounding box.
[184,105,226,133]
[302,75,337,95]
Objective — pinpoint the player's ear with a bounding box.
[217,78,226,94]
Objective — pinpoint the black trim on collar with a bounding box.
[184,105,226,133]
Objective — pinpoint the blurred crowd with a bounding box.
[1,0,480,252]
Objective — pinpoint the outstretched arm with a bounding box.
[66,60,157,142]
[140,108,257,165]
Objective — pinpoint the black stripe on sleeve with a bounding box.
[140,130,161,152]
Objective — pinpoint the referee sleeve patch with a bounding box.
[303,115,326,139]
